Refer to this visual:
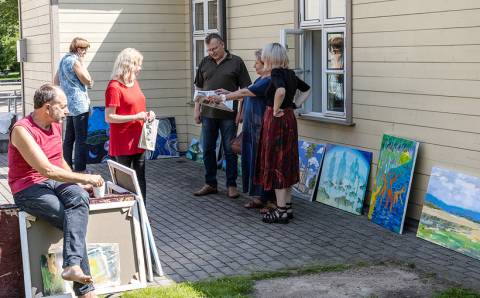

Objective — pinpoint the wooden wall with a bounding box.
[186,0,295,143]
[56,0,191,150]
[20,0,54,113]
[187,0,480,221]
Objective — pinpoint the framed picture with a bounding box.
[107,160,164,278]
[19,200,147,297]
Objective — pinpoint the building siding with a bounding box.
[20,0,54,113]
[19,0,480,222]
[55,0,191,150]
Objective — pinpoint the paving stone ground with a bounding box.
[2,155,480,291]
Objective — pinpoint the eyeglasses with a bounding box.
[331,49,342,54]
[207,45,220,53]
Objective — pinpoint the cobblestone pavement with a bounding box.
[2,156,480,290]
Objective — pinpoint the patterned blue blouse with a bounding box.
[58,53,90,116]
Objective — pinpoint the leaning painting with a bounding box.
[368,134,419,234]
[41,244,121,296]
[292,141,325,201]
[315,144,372,214]
[417,167,480,261]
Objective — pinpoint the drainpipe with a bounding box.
[219,0,227,49]
[17,0,25,117]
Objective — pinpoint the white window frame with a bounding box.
[284,0,351,124]
[192,0,220,80]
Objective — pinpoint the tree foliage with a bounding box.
[0,0,19,73]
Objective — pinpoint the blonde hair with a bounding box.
[111,48,143,84]
[69,37,90,53]
[261,43,289,72]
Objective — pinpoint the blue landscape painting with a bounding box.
[315,144,372,215]
[368,135,419,234]
[293,141,326,201]
[417,167,480,260]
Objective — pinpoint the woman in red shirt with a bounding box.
[105,48,155,203]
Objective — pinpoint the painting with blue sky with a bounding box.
[293,141,325,201]
[417,167,480,260]
[315,144,372,215]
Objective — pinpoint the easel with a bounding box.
[106,160,164,281]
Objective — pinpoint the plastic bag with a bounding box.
[138,119,159,151]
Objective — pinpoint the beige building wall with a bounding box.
[186,0,295,144]
[187,0,480,221]
[20,0,55,113]
[53,0,191,150]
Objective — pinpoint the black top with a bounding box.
[265,68,310,109]
[194,51,252,119]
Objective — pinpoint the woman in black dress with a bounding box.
[255,43,311,224]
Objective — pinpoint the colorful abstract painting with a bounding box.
[146,117,180,159]
[41,243,121,295]
[315,144,372,214]
[368,134,419,234]
[417,167,480,260]
[293,141,326,201]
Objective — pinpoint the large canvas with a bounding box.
[368,134,419,234]
[417,167,480,260]
[315,144,372,214]
[293,141,326,201]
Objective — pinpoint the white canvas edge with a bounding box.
[19,211,33,298]
[19,201,147,297]
[107,160,143,198]
[398,141,420,234]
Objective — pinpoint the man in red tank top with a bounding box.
[8,84,104,298]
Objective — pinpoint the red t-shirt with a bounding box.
[8,115,63,194]
[105,80,146,156]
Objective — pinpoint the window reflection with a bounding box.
[327,73,344,112]
[327,33,344,70]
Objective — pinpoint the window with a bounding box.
[282,0,351,123]
[192,0,219,76]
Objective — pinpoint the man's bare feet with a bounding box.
[78,291,98,298]
[61,265,93,284]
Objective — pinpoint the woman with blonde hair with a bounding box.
[105,48,155,203]
[55,37,93,172]
[254,42,311,223]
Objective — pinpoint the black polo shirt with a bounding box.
[194,51,252,119]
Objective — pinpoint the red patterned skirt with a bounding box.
[254,107,299,190]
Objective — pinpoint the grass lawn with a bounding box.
[118,262,480,298]
[0,72,20,81]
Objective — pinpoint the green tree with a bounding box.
[0,0,19,74]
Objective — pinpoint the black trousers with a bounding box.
[114,152,147,204]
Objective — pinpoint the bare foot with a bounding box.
[78,291,98,298]
[61,265,93,285]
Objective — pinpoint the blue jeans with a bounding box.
[64,112,89,172]
[14,180,94,296]
[202,117,237,188]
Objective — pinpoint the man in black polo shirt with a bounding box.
[193,33,251,198]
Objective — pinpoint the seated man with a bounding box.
[8,84,103,298]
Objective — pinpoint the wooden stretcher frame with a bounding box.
[106,160,164,279]
[19,200,147,297]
